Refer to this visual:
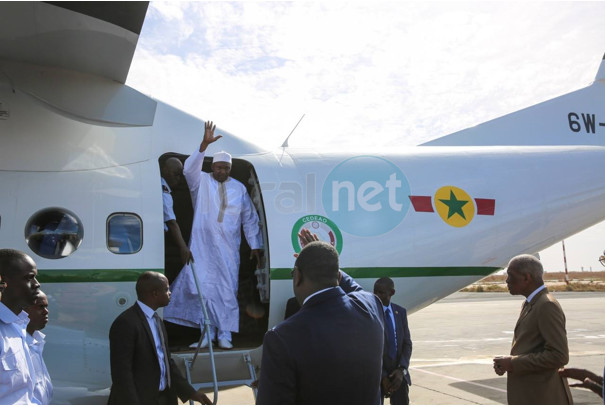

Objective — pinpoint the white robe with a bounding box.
[164,149,262,333]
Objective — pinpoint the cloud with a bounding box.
[128,2,604,150]
[125,1,604,272]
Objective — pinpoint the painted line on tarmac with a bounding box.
[411,367,507,393]
[412,359,494,367]
[411,383,484,405]
[414,337,511,343]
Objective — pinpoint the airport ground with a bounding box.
[462,271,605,293]
[206,291,605,405]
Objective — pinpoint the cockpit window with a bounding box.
[107,213,143,254]
[25,208,84,259]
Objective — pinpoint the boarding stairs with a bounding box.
[172,345,262,404]
[172,262,265,404]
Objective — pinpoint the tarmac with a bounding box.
[203,291,605,405]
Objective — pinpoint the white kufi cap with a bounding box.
[212,151,232,164]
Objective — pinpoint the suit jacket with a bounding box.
[256,287,385,404]
[283,271,362,320]
[284,296,301,319]
[507,288,573,405]
[108,304,195,405]
[382,303,412,386]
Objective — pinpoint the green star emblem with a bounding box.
[439,190,469,219]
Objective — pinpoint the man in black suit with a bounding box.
[108,271,210,405]
[283,296,300,319]
[256,241,385,404]
[374,277,412,404]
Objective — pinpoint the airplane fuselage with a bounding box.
[0,54,604,399]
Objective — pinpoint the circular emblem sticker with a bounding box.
[434,186,475,227]
[321,156,410,236]
[291,215,343,254]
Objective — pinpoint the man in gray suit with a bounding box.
[493,255,572,404]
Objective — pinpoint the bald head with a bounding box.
[136,271,171,310]
[161,157,184,189]
[136,271,167,299]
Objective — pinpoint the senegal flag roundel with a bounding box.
[434,186,475,227]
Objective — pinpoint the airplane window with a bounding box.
[107,213,142,254]
[25,208,84,259]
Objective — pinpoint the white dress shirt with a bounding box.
[26,331,53,404]
[136,301,168,391]
[302,287,335,306]
[162,178,176,232]
[0,302,40,404]
[526,284,547,303]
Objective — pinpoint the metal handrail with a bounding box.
[188,261,219,405]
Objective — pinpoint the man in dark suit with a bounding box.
[283,296,300,319]
[493,255,572,404]
[256,241,385,404]
[374,277,412,404]
[284,272,362,319]
[108,271,211,405]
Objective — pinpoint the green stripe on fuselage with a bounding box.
[36,269,163,283]
[270,267,501,280]
[35,266,500,283]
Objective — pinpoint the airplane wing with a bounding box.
[0,2,149,84]
[422,56,605,147]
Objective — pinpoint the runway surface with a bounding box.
[206,291,605,405]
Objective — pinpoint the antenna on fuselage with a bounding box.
[281,114,306,148]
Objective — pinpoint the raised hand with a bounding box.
[293,228,320,258]
[199,121,222,152]
[298,228,319,247]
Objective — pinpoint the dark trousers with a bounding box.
[157,388,177,405]
[381,382,409,405]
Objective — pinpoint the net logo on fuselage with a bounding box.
[321,156,410,236]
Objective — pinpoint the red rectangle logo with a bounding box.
[475,198,495,215]
[409,196,434,212]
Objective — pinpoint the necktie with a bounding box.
[520,300,529,316]
[384,308,397,361]
[153,312,171,388]
[217,182,227,223]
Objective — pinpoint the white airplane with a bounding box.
[0,3,604,404]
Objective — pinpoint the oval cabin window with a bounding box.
[25,208,84,259]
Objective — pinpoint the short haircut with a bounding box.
[163,157,182,170]
[508,254,544,283]
[161,157,183,177]
[374,277,394,290]
[34,290,47,303]
[0,249,29,279]
[135,271,166,300]
[295,241,339,287]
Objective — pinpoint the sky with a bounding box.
[126,1,605,272]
